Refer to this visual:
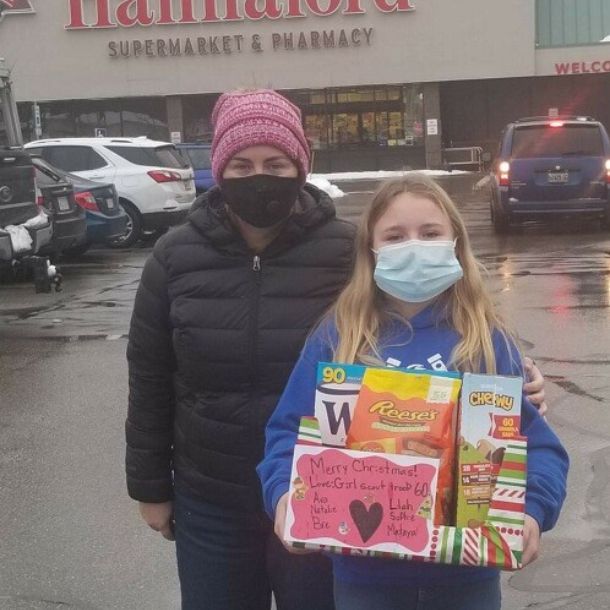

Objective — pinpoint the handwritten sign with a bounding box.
[284,446,439,554]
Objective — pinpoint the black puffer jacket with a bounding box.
[126,185,355,511]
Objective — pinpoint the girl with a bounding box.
[258,174,568,610]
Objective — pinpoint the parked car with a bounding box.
[30,156,127,255]
[31,157,87,255]
[1,146,55,289]
[490,115,610,233]
[25,137,196,247]
[176,143,215,193]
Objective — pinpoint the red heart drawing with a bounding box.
[349,500,383,543]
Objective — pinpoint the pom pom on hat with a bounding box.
[211,89,311,184]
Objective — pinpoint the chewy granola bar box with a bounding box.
[456,373,524,528]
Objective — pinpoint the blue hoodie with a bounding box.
[258,305,569,586]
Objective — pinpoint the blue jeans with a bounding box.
[334,575,501,610]
[174,491,334,610]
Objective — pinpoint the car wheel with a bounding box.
[491,199,510,234]
[106,201,142,249]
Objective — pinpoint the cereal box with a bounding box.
[456,373,524,528]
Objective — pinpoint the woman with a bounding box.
[126,90,547,610]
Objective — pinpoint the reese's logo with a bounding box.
[469,391,514,412]
[369,400,439,423]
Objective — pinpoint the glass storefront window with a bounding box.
[38,98,168,141]
[304,114,329,150]
[332,113,359,146]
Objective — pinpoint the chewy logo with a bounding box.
[469,391,514,411]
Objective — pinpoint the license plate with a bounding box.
[547,171,569,183]
[106,197,115,209]
[57,196,70,211]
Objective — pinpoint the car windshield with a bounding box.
[182,147,211,170]
[106,144,188,168]
[511,124,604,158]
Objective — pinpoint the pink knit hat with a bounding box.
[211,89,311,184]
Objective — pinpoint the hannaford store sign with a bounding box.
[66,0,415,28]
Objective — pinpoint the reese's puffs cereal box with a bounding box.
[346,368,462,525]
[456,373,523,528]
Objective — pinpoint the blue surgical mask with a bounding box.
[373,239,463,303]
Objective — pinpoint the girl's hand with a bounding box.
[274,493,315,554]
[521,514,541,566]
[523,357,548,416]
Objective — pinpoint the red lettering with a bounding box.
[95,0,114,27]
[244,0,282,20]
[305,0,342,16]
[223,0,242,20]
[373,0,414,12]
[555,62,570,75]
[157,0,174,24]
[572,62,580,73]
[592,61,602,72]
[179,0,197,23]
[66,0,88,28]
[603,60,610,72]
[286,0,306,17]
[116,0,154,27]
[343,0,365,14]
[582,61,591,73]
[201,0,220,22]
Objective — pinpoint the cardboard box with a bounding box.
[285,416,527,570]
[455,373,524,528]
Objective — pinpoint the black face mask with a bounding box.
[220,174,300,228]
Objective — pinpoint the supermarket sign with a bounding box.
[66,0,415,29]
[0,0,35,22]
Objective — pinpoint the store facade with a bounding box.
[2,1,610,171]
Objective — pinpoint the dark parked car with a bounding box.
[1,146,53,266]
[490,115,610,233]
[30,156,127,254]
[32,157,87,255]
[176,143,214,193]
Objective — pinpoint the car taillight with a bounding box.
[75,191,99,211]
[605,160,610,184]
[148,170,182,183]
[36,195,44,206]
[549,121,564,128]
[498,161,510,187]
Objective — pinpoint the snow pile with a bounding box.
[474,175,491,191]
[2,211,49,254]
[310,169,469,182]
[307,175,345,198]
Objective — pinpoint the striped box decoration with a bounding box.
[288,418,527,570]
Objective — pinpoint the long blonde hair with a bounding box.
[332,174,514,373]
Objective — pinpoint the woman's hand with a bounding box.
[275,493,315,554]
[139,501,175,541]
[523,357,548,416]
[521,514,541,566]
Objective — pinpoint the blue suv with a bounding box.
[176,143,215,194]
[490,116,610,233]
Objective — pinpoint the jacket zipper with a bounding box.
[249,255,262,388]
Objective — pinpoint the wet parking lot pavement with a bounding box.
[1,182,609,609]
